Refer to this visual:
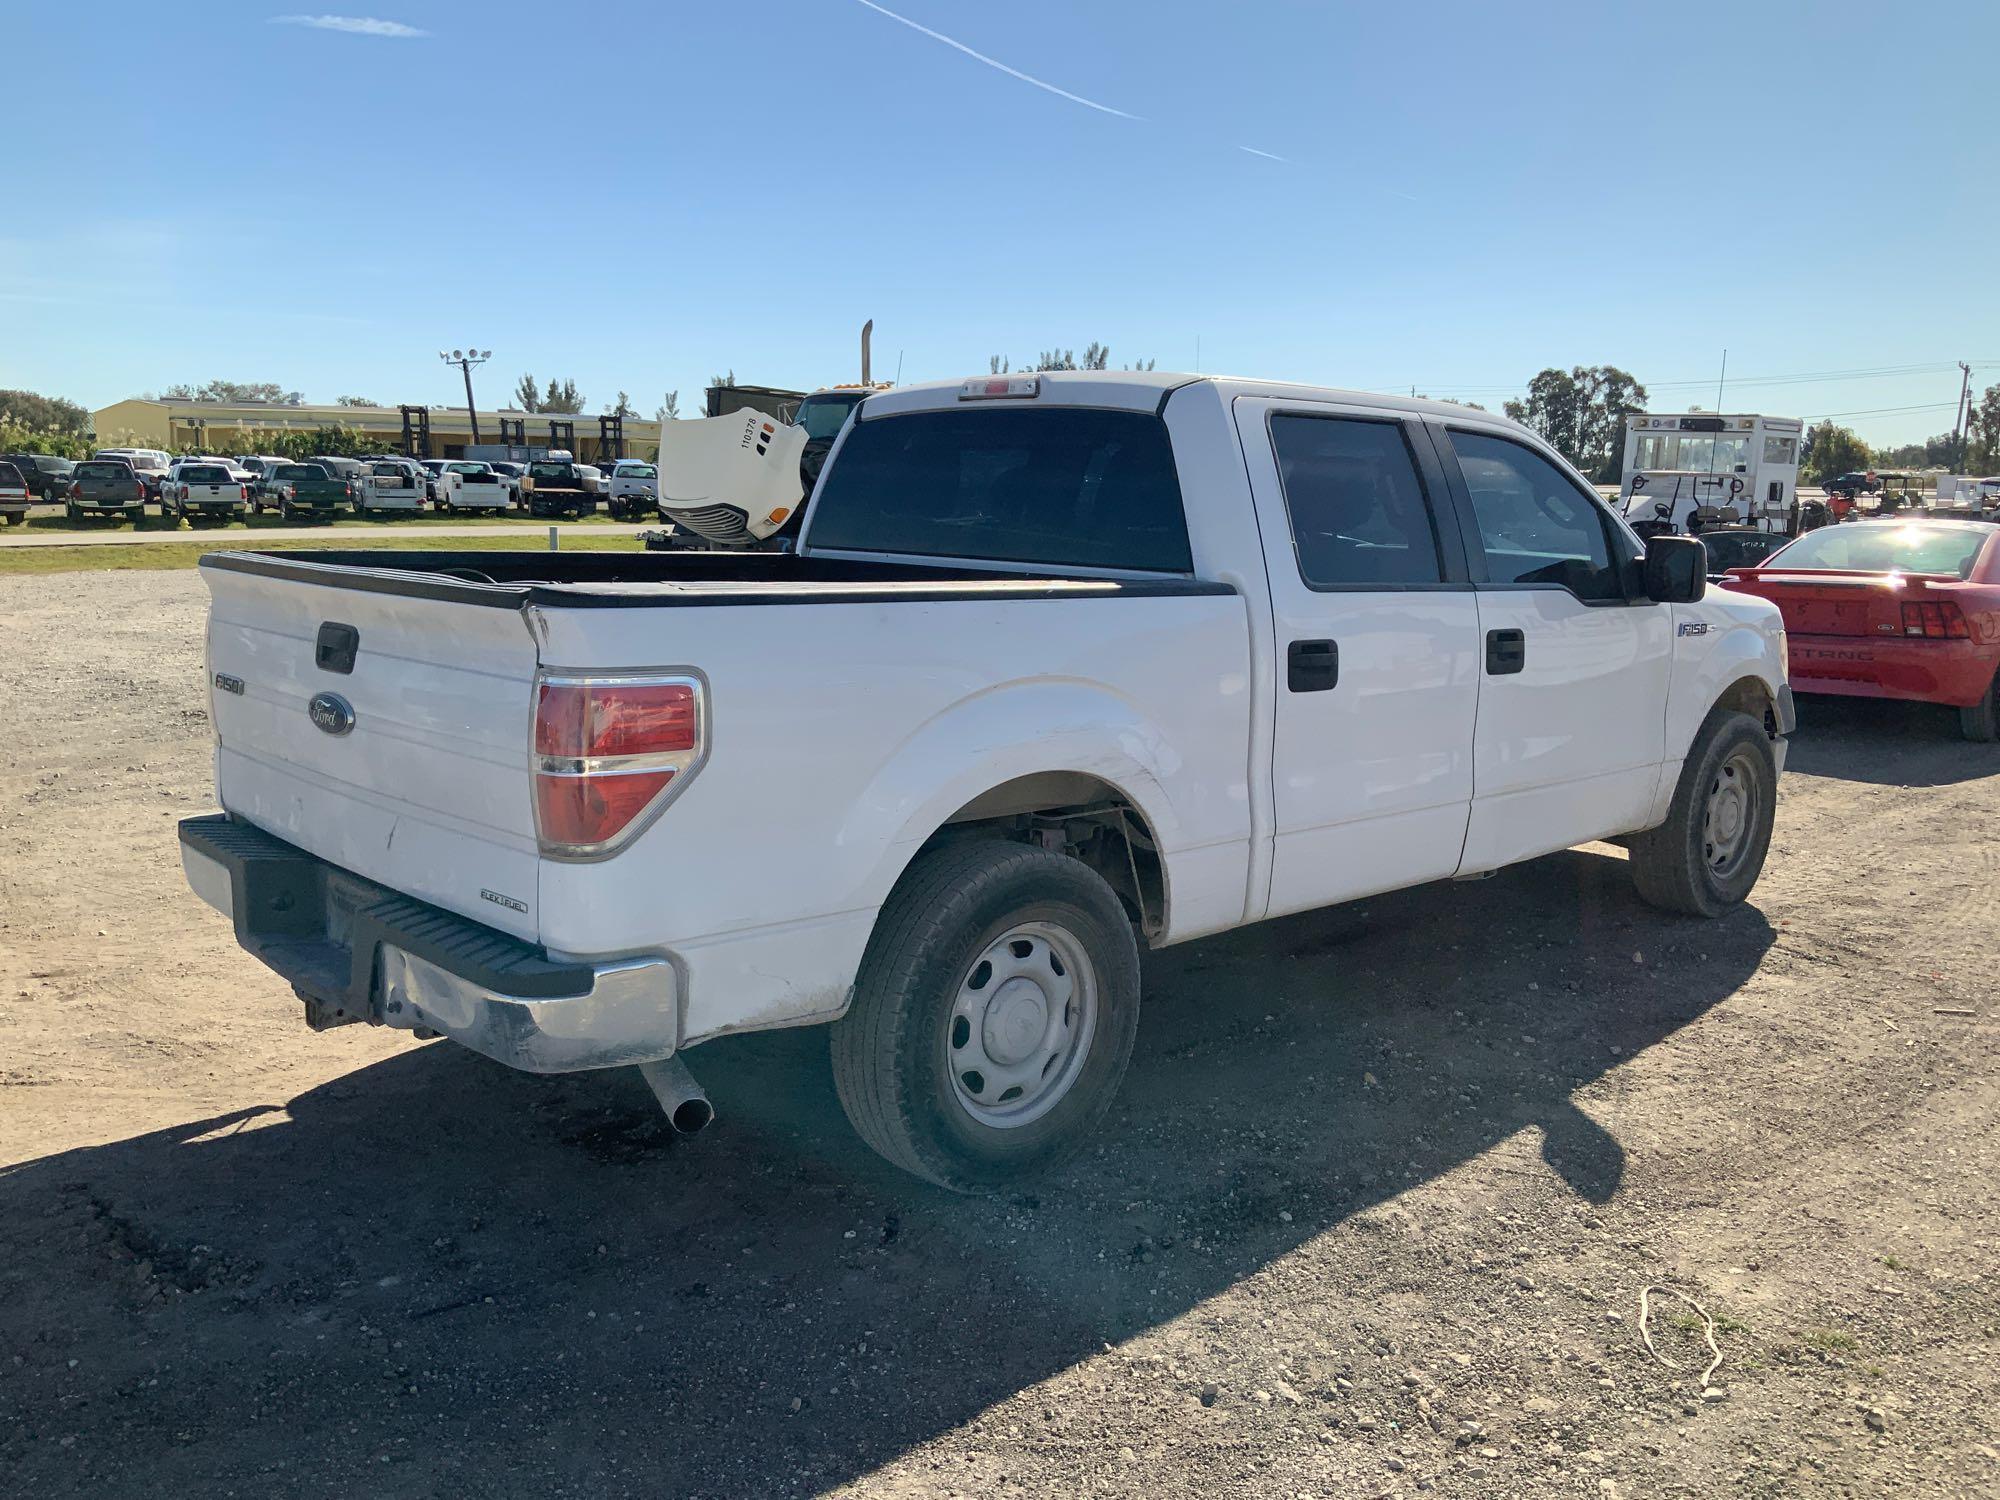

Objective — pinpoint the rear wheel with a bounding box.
[831,841,1141,1191]
[1959,668,2000,743]
[1628,709,1776,917]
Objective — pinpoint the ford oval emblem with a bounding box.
[308,691,356,737]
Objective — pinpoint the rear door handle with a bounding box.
[1287,638,1339,692]
[1485,628,1525,675]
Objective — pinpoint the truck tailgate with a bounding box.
[202,560,544,941]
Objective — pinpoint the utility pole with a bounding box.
[1952,361,1973,471]
[438,348,491,446]
[1715,349,1728,412]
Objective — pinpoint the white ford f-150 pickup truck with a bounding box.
[180,372,1792,1189]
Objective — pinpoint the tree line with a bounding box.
[1803,386,2000,481]
[8,370,1999,481]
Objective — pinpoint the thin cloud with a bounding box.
[269,15,428,38]
[852,0,1138,120]
[1238,146,1288,163]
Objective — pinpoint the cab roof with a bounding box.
[860,370,1525,430]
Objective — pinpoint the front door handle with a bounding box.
[1287,638,1339,692]
[1485,628,1526,675]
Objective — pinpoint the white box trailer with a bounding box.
[1619,413,1803,534]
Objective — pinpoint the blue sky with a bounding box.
[7,0,1997,443]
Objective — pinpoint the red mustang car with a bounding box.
[1723,519,2000,741]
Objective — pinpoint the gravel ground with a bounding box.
[1,569,1995,1499]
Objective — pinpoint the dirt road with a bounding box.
[2,570,1995,1499]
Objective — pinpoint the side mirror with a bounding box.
[1643,535,1707,603]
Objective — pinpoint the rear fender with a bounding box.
[841,678,1185,920]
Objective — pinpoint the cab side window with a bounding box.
[1448,430,1625,601]
[1270,414,1443,587]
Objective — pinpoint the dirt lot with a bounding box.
[2,569,1995,1499]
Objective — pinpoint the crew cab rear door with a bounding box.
[199,558,545,940]
[1232,396,1480,918]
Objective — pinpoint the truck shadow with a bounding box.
[0,848,1769,1498]
[1785,693,1998,786]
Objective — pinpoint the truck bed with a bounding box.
[197,543,1252,1048]
[200,548,1232,608]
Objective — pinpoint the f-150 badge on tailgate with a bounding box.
[307,692,355,737]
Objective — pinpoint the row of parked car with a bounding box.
[0,448,665,526]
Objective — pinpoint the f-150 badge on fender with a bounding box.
[1677,621,1710,637]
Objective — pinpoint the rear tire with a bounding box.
[1628,709,1776,917]
[831,841,1142,1192]
[1958,668,2000,742]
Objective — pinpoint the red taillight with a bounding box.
[536,680,697,759]
[137,481,146,500]
[1902,601,1970,639]
[532,676,703,857]
[240,484,249,500]
[534,770,677,851]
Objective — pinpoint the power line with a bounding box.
[1799,401,1964,421]
[1380,359,1996,401]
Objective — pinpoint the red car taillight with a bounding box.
[1901,601,1971,639]
[532,675,704,857]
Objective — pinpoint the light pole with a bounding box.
[439,348,491,446]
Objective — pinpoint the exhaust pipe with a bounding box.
[639,1056,714,1135]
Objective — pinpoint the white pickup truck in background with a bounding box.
[162,460,249,522]
[605,459,660,521]
[434,460,511,513]
[180,371,1792,1189]
[353,460,424,514]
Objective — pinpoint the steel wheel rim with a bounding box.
[1702,748,1761,878]
[946,920,1098,1129]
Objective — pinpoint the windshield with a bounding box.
[0,463,23,486]
[77,462,130,481]
[617,463,657,478]
[528,461,572,480]
[447,463,491,475]
[797,393,866,442]
[1702,532,1787,572]
[807,407,1192,572]
[181,465,230,482]
[1767,523,1990,578]
[1632,432,1753,472]
[275,465,324,481]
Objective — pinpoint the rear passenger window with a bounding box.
[1270,415,1442,586]
[1448,430,1624,601]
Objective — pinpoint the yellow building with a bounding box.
[91,397,659,464]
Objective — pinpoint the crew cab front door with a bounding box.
[1234,397,1482,919]
[1430,424,1673,872]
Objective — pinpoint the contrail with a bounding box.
[852,0,1139,120]
[1239,146,1288,163]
